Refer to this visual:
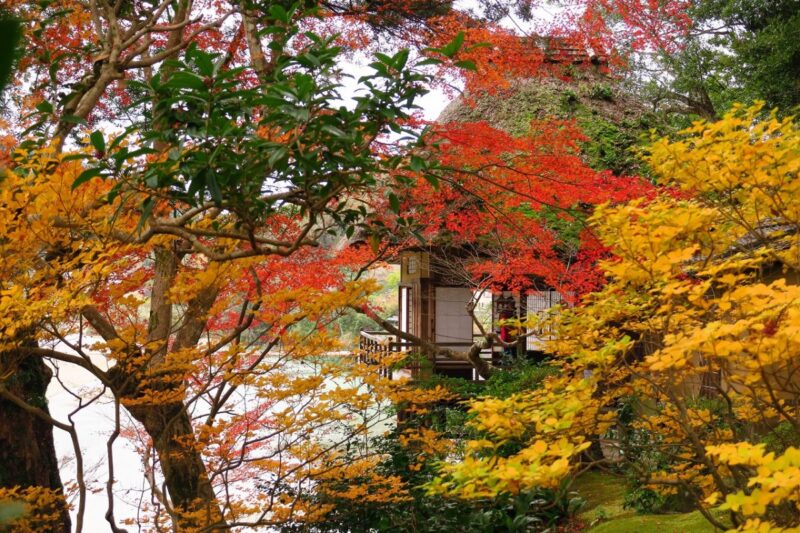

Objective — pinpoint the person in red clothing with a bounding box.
[496,295,517,359]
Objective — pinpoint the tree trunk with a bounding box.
[97,241,225,530]
[126,400,223,530]
[0,344,71,532]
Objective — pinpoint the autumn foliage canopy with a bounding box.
[6,0,795,532]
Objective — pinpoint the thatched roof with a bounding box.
[438,66,659,175]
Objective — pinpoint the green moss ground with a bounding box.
[587,511,724,533]
[573,472,729,533]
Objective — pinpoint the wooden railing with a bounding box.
[357,330,401,379]
[357,330,497,381]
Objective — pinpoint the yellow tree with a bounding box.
[0,140,460,531]
[432,103,800,532]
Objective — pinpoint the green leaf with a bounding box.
[61,153,91,162]
[322,124,347,138]
[119,147,155,160]
[187,171,205,197]
[299,52,320,67]
[136,197,154,234]
[48,55,60,83]
[454,59,477,71]
[269,4,289,23]
[375,52,393,66]
[441,32,465,58]
[36,101,54,114]
[72,167,104,189]
[205,169,223,204]
[423,173,440,189]
[394,49,410,70]
[165,71,206,90]
[268,146,288,168]
[417,58,443,67]
[388,192,400,213]
[90,130,105,153]
[193,50,215,77]
[106,182,121,204]
[409,155,425,172]
[368,61,389,76]
[258,25,285,37]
